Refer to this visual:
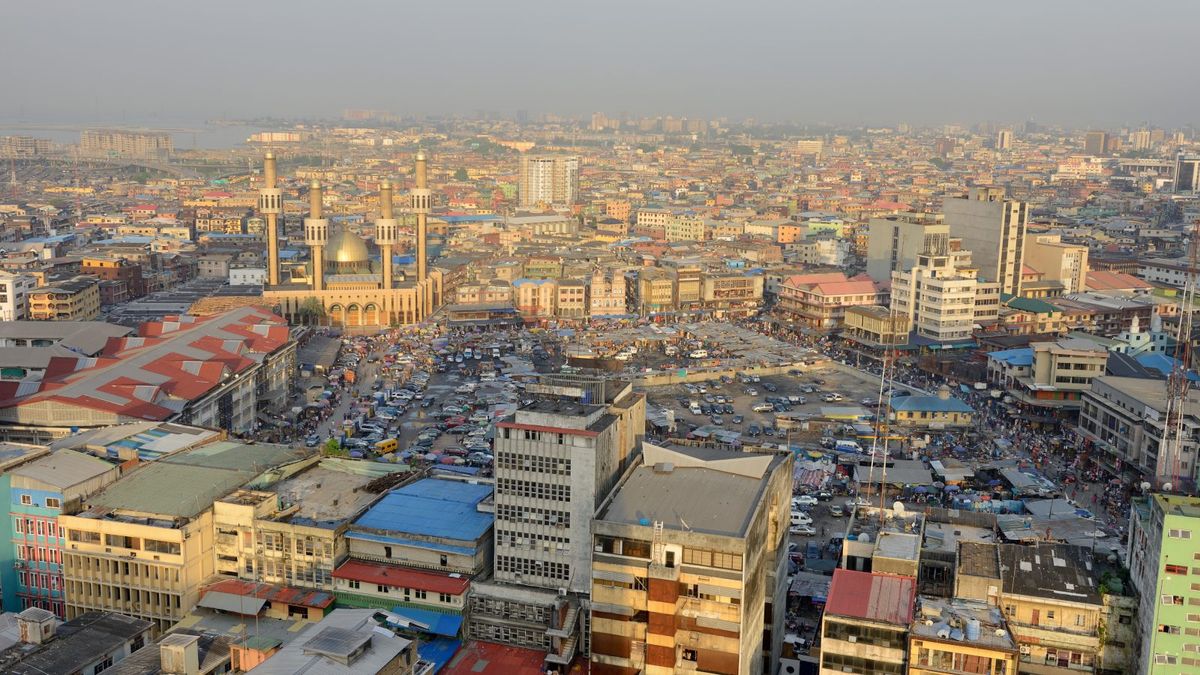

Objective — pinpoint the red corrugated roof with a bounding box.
[203,578,335,609]
[332,560,470,595]
[442,640,545,675]
[825,569,916,625]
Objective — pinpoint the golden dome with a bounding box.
[324,225,369,264]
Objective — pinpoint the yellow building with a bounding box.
[260,152,442,329]
[843,305,912,348]
[59,441,305,635]
[27,276,100,320]
[889,387,974,429]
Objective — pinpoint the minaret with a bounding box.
[412,151,430,285]
[258,152,283,287]
[376,180,397,290]
[304,181,329,291]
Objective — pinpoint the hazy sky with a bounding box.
[2,0,1197,128]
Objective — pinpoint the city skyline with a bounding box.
[3,0,1199,128]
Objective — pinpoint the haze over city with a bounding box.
[3,0,1199,127]
[1,3,1200,675]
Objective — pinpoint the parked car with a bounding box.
[827,504,846,517]
[793,495,818,508]
[790,524,817,537]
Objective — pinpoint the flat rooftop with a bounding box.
[83,441,307,520]
[598,442,782,538]
[265,459,406,528]
[911,598,1015,651]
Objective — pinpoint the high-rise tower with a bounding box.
[304,181,329,291]
[376,180,398,290]
[259,153,283,286]
[411,151,431,311]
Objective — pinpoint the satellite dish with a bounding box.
[1140,481,1151,492]
[1164,482,1174,492]
[893,501,906,515]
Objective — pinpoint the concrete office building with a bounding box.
[519,155,580,207]
[943,187,1028,296]
[1175,154,1200,193]
[1085,131,1109,156]
[81,129,173,159]
[589,443,792,675]
[1024,233,1088,295]
[996,129,1013,150]
[1077,376,1200,487]
[865,213,948,284]
[1127,494,1200,674]
[58,440,305,634]
[469,374,644,668]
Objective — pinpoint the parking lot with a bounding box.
[643,363,891,445]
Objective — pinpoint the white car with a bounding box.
[790,511,813,527]
[793,495,818,508]
[790,525,816,536]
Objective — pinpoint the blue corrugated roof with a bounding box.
[1136,353,1200,381]
[390,607,463,637]
[988,347,1034,367]
[353,478,493,541]
[344,531,476,556]
[416,637,462,671]
[890,394,973,413]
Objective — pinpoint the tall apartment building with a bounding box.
[1175,154,1200,193]
[0,136,51,157]
[589,442,792,675]
[0,271,36,321]
[1023,233,1089,294]
[944,187,1028,295]
[996,129,1013,150]
[890,241,1000,343]
[518,155,580,207]
[865,213,949,284]
[469,375,644,667]
[1127,494,1200,674]
[80,129,173,159]
[1085,131,1109,156]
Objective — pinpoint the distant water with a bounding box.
[0,121,269,151]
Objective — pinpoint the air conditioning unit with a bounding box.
[847,635,857,643]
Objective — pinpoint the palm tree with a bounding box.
[298,297,326,325]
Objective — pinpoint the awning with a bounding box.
[198,591,267,615]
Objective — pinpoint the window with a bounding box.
[682,648,698,663]
[414,589,427,600]
[1046,610,1055,621]
[19,495,31,505]
[439,593,452,603]
[45,498,60,509]
[1075,614,1086,627]
[347,579,360,590]
[1167,564,1189,575]
[1170,529,1193,539]
[377,585,390,594]
[383,546,392,559]
[1159,624,1181,635]
[1164,595,1185,605]
[440,555,448,567]
[14,519,23,534]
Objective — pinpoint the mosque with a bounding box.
[258,151,442,328]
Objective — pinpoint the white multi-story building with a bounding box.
[588,268,627,318]
[0,271,36,322]
[470,375,644,666]
[891,242,998,343]
[518,155,579,207]
[943,186,1028,295]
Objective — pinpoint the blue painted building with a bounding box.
[3,448,119,616]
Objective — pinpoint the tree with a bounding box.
[323,438,344,456]
[454,168,469,181]
[298,297,326,325]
